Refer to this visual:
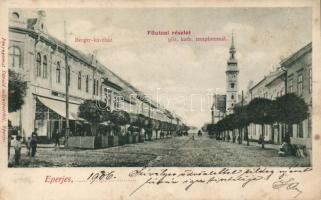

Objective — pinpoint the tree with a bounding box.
[247,98,277,148]
[224,114,239,142]
[206,124,215,135]
[110,110,130,135]
[275,94,309,143]
[9,70,28,113]
[234,105,250,145]
[78,100,109,136]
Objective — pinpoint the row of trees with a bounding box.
[8,69,189,138]
[78,99,188,137]
[208,94,309,148]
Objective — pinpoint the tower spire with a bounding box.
[231,31,234,48]
[228,31,236,62]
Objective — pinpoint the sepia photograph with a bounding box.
[7,7,312,168]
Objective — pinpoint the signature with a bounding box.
[272,178,302,198]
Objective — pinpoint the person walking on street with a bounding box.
[54,129,60,148]
[8,134,12,158]
[14,135,22,165]
[30,128,38,157]
[26,137,31,156]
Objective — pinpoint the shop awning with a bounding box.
[37,96,84,121]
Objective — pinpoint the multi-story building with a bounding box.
[8,10,180,141]
[281,42,312,154]
[245,42,312,153]
[247,69,285,143]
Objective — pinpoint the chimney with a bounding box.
[36,10,47,33]
[38,10,46,18]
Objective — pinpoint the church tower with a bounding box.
[225,32,239,114]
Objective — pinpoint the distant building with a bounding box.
[211,94,226,123]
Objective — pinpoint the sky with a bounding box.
[19,8,311,127]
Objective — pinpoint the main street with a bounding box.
[9,134,310,167]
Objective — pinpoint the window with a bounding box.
[107,88,112,106]
[231,83,235,88]
[297,74,303,96]
[66,66,70,86]
[86,75,89,93]
[100,81,103,96]
[9,46,21,68]
[11,12,20,19]
[114,92,120,109]
[42,55,47,78]
[288,79,293,93]
[96,79,99,96]
[308,117,312,138]
[231,94,234,99]
[93,79,96,95]
[297,122,303,138]
[309,68,312,93]
[78,72,82,90]
[56,62,61,83]
[36,53,41,77]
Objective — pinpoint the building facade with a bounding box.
[8,10,180,141]
[281,42,312,154]
[247,69,285,143]
[245,43,312,153]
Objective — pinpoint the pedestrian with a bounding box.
[8,134,12,158]
[26,137,31,156]
[54,129,60,148]
[14,135,22,165]
[198,130,202,137]
[30,128,38,157]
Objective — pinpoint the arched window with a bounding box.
[78,71,82,90]
[231,94,234,99]
[11,12,19,19]
[42,55,47,78]
[86,75,89,93]
[56,62,61,83]
[36,53,41,77]
[9,46,21,68]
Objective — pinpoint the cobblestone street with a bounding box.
[9,134,310,167]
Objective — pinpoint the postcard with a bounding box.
[0,0,320,199]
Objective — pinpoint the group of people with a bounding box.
[9,128,38,165]
[192,130,203,140]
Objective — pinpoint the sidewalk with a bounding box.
[211,138,280,150]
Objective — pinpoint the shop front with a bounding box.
[34,96,84,143]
